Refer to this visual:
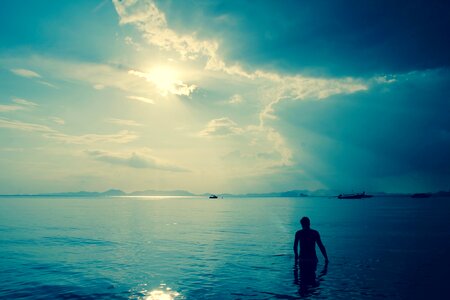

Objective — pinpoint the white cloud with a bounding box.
[85,149,188,171]
[10,68,41,78]
[106,118,142,127]
[0,118,137,144]
[44,130,138,144]
[228,94,243,104]
[37,80,57,88]
[49,117,65,125]
[10,68,56,88]
[113,0,218,61]
[0,104,24,112]
[259,76,367,124]
[93,84,105,90]
[126,95,155,104]
[2,55,160,98]
[0,118,52,132]
[12,98,38,106]
[124,36,143,51]
[199,117,243,137]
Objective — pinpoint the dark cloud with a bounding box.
[162,0,450,76]
[274,69,450,191]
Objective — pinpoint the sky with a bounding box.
[1,0,449,194]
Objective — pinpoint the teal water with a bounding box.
[0,196,449,299]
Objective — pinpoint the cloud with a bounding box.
[44,130,138,144]
[9,67,56,88]
[0,118,51,132]
[199,117,243,137]
[0,98,38,113]
[228,94,243,104]
[10,68,41,78]
[106,118,142,127]
[112,0,372,177]
[259,75,367,124]
[85,149,188,172]
[1,55,160,99]
[37,80,57,88]
[113,0,237,76]
[0,118,137,144]
[113,0,219,61]
[0,104,24,112]
[126,95,155,104]
[12,98,38,106]
[93,84,105,90]
[124,36,143,51]
[49,117,65,125]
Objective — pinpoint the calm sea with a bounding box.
[0,196,449,299]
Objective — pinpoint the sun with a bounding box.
[146,65,180,95]
[128,64,196,96]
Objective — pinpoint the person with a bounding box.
[293,217,328,264]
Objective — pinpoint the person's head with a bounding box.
[300,217,310,229]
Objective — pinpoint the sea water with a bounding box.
[0,196,449,299]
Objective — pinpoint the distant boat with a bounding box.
[411,193,432,198]
[338,192,372,199]
[209,194,218,199]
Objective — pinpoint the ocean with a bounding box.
[0,196,449,299]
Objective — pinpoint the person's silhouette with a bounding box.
[293,217,329,264]
[293,259,328,297]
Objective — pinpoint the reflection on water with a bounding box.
[1,196,450,299]
[293,261,328,298]
[144,289,181,300]
[132,284,182,300]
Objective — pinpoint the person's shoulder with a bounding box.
[311,229,320,236]
[295,229,303,236]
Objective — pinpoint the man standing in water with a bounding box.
[293,217,329,264]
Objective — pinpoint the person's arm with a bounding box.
[316,232,329,263]
[293,231,299,261]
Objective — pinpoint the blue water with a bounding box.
[1,196,449,299]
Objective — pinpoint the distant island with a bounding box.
[1,189,449,198]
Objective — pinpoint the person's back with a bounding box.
[295,228,320,260]
[294,217,328,263]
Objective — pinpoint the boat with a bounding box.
[209,194,218,199]
[338,192,372,199]
[411,193,432,198]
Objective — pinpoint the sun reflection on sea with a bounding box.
[144,289,181,300]
[131,284,182,300]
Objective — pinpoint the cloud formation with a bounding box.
[10,68,41,78]
[228,94,243,104]
[12,98,38,106]
[86,149,188,172]
[199,117,243,137]
[0,104,24,112]
[0,118,137,144]
[106,118,142,127]
[113,0,370,173]
[113,0,219,62]
[126,95,154,104]
[49,117,65,125]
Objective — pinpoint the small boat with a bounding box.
[209,194,218,199]
[338,192,372,199]
[411,193,431,198]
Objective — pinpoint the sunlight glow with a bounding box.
[128,65,196,96]
[147,66,179,93]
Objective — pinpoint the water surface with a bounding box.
[1,196,449,299]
